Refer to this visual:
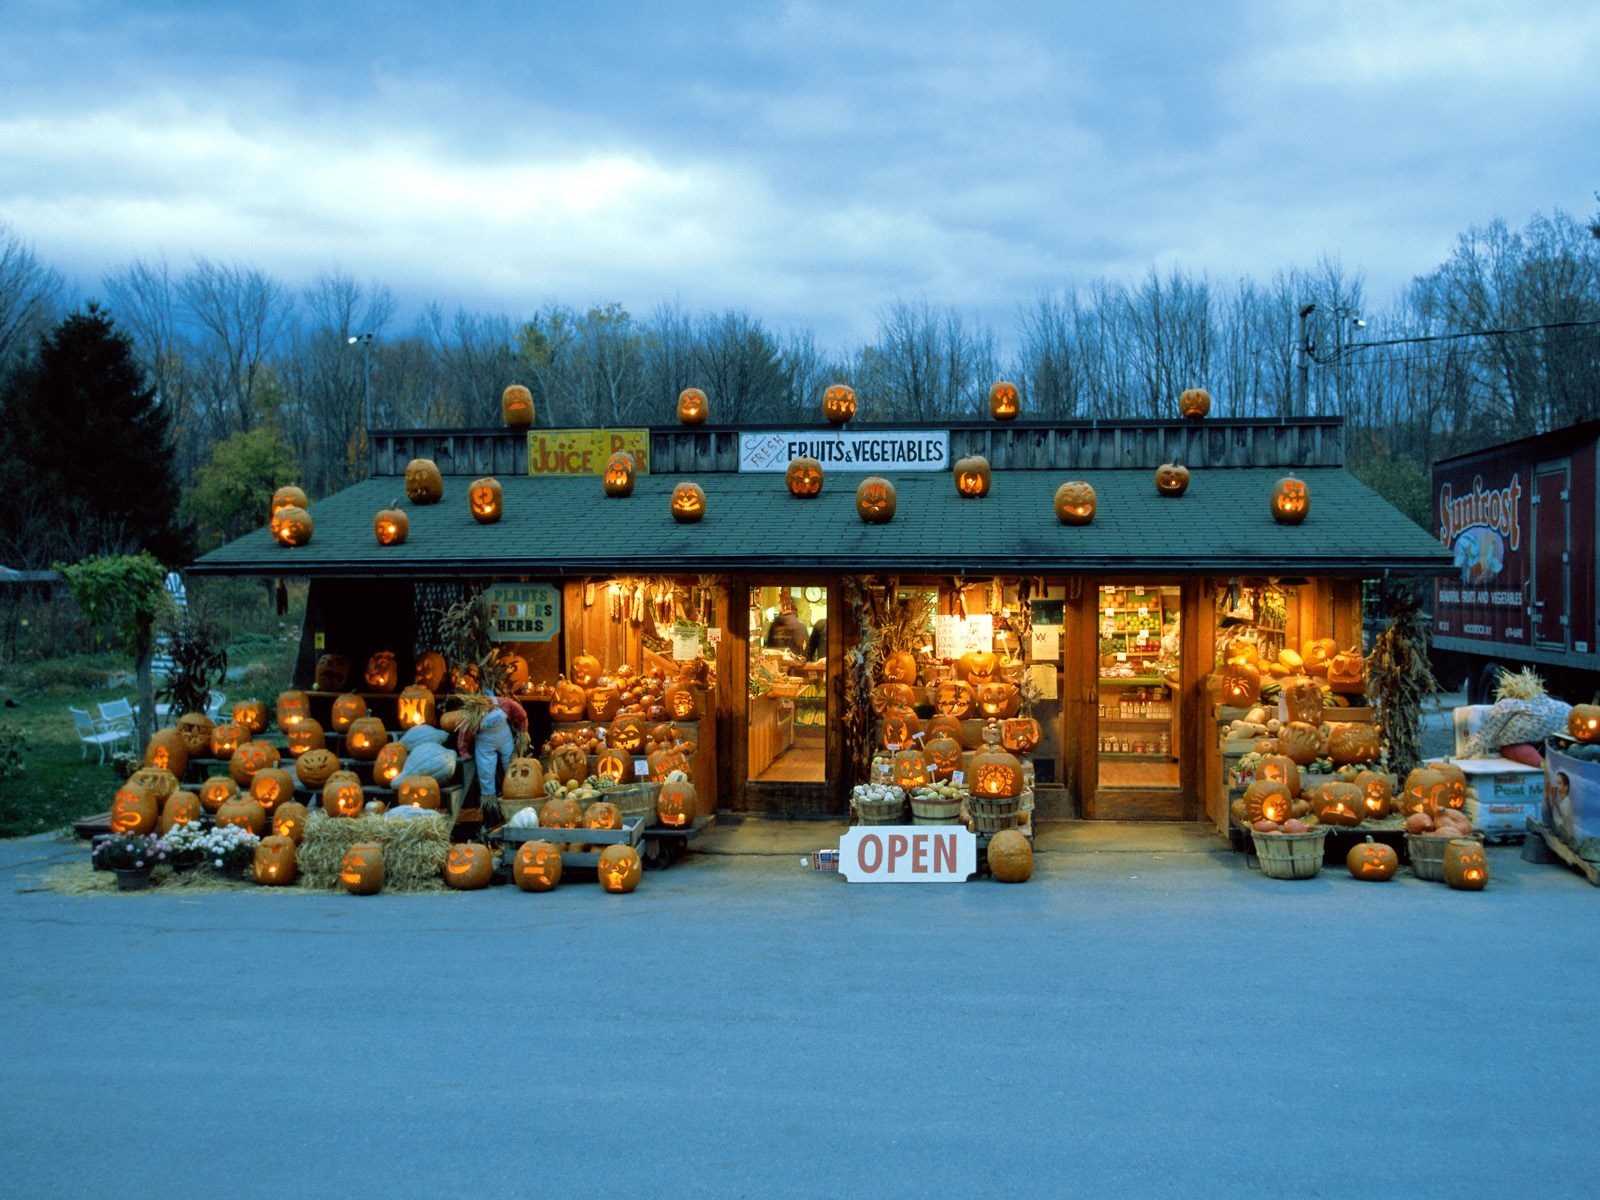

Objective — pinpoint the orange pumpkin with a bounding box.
[271,505,313,546]
[602,451,636,498]
[513,840,563,891]
[468,477,503,523]
[786,456,823,498]
[254,836,299,886]
[340,842,385,894]
[822,383,856,424]
[1346,837,1398,881]
[1178,387,1211,419]
[444,843,495,889]
[404,458,444,504]
[855,477,896,524]
[677,387,708,425]
[374,508,409,546]
[1054,480,1096,525]
[501,384,535,428]
[110,783,159,836]
[1271,476,1310,524]
[988,381,1020,421]
[670,481,706,523]
[953,455,992,498]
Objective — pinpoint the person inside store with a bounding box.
[455,690,530,813]
[765,605,809,656]
[805,617,827,662]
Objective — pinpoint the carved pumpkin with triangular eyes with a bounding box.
[786,456,823,497]
[602,451,636,498]
[670,481,706,523]
[989,381,1020,420]
[254,836,299,886]
[598,844,642,893]
[1178,387,1211,419]
[340,843,385,894]
[513,840,563,891]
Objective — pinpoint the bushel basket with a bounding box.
[968,793,1019,834]
[1250,826,1329,879]
[1406,832,1482,882]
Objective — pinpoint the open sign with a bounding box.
[838,826,977,883]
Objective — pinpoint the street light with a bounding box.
[347,333,373,431]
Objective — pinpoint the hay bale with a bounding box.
[297,812,451,891]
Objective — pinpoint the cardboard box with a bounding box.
[1452,705,1494,756]
[1447,755,1543,840]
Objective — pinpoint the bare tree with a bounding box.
[860,299,996,420]
[180,259,295,437]
[421,304,517,426]
[104,257,201,473]
[0,224,62,374]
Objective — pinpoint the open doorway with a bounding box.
[747,584,827,782]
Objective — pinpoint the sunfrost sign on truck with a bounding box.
[1433,470,1528,645]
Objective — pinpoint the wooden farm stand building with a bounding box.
[190,417,1452,833]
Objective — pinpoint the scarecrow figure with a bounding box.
[454,692,529,818]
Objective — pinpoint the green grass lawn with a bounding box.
[0,640,300,838]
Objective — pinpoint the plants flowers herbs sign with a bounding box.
[838,825,977,883]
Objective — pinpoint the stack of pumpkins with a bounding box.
[1216,637,1368,712]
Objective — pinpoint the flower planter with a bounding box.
[113,868,153,891]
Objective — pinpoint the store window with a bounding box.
[747,586,827,781]
[1095,585,1181,794]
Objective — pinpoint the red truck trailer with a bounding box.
[1430,418,1600,704]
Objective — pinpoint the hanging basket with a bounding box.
[1250,827,1329,879]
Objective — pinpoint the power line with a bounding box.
[1323,315,1600,361]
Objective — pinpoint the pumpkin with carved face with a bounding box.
[395,686,434,730]
[250,767,295,813]
[1327,648,1366,695]
[395,775,441,809]
[374,508,408,546]
[276,688,311,729]
[271,506,313,547]
[1346,836,1397,881]
[468,477,503,523]
[1568,704,1600,743]
[657,777,697,828]
[315,653,351,692]
[1178,387,1211,419]
[340,843,385,894]
[822,383,856,424]
[198,775,239,814]
[954,455,992,498]
[925,714,964,745]
[1314,781,1366,828]
[272,485,309,517]
[584,801,623,831]
[110,783,159,836]
[602,451,636,498]
[1241,779,1293,825]
[216,796,267,836]
[977,682,1019,719]
[1354,769,1394,820]
[1431,763,1468,811]
[127,767,178,805]
[609,717,648,755]
[1401,767,1445,816]
[1271,476,1310,524]
[414,652,448,692]
[373,742,409,786]
[923,734,964,781]
[445,843,495,890]
[160,791,202,834]
[539,796,583,830]
[1055,480,1097,525]
[272,802,310,843]
[933,680,977,720]
[322,771,366,818]
[879,706,921,750]
[956,650,999,686]
[501,384,535,428]
[254,836,298,886]
[345,717,389,761]
[786,456,823,498]
[513,840,563,891]
[144,728,189,777]
[892,749,931,789]
[598,844,643,893]
[1155,463,1190,497]
[286,718,326,757]
[670,481,706,523]
[970,747,1025,799]
[229,740,280,787]
[175,712,215,756]
[677,387,708,425]
[855,477,896,524]
[549,681,587,724]
[663,683,700,720]
[295,748,340,788]
[404,458,443,504]
[363,650,399,694]
[989,380,1020,421]
[233,699,269,736]
[1443,839,1488,890]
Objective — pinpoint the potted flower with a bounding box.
[196,824,260,879]
[160,823,210,872]
[91,833,171,890]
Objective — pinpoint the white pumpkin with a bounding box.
[509,807,541,829]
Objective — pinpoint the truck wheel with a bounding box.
[1470,663,1506,706]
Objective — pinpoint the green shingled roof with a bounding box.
[191,467,1451,578]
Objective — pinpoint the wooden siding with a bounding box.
[371,418,1344,477]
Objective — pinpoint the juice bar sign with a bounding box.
[739,430,949,472]
[527,430,650,475]
[485,584,560,643]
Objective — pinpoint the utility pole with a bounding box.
[1296,304,1315,416]
[347,332,374,431]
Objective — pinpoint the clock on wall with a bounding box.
[803,587,824,603]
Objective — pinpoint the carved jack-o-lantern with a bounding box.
[956,650,999,685]
[254,836,299,886]
[396,775,442,809]
[593,746,633,784]
[271,506,313,547]
[954,455,992,498]
[977,682,1019,719]
[822,383,856,424]
[598,844,642,893]
[1055,480,1097,525]
[609,717,648,755]
[1241,779,1293,825]
[657,777,697,828]
[501,384,535,429]
[364,650,400,694]
[414,652,448,692]
[1346,837,1398,881]
[272,801,310,843]
[1276,721,1324,766]
[855,477,896,524]
[340,843,385,894]
[1327,722,1380,766]
[345,717,389,761]
[229,741,280,787]
[882,652,918,687]
[315,654,350,692]
[285,718,325,757]
[294,747,340,788]
[1271,476,1310,524]
[396,686,435,729]
[144,729,189,777]
[160,791,202,834]
[539,795,583,829]
[1315,781,1366,827]
[585,683,621,724]
[893,748,931,789]
[786,456,824,498]
[602,451,636,498]
[496,651,529,694]
[584,800,623,831]
[404,458,443,504]
[216,796,267,836]
[1432,763,1468,811]
[665,683,700,721]
[1354,769,1394,820]
[232,699,269,736]
[549,680,587,723]
[1178,387,1211,420]
[450,661,481,694]
[1443,839,1489,890]
[677,387,708,425]
[1570,703,1600,743]
[670,481,706,523]
[373,742,408,786]
[970,747,1025,799]
[110,783,159,835]
[1257,754,1300,795]
[989,380,1020,420]
[198,775,239,814]
[879,705,921,749]
[276,689,311,731]
[250,767,295,813]
[923,734,964,781]
[1219,662,1261,706]
[1155,463,1190,497]
[271,485,309,517]
[175,712,215,756]
[127,767,177,804]
[925,714,965,745]
[374,508,409,546]
[322,771,366,818]
[468,477,503,523]
[872,682,916,715]
[513,840,563,892]
[1401,767,1446,816]
[445,843,495,890]
[570,655,602,687]
[1001,717,1042,753]
[933,680,977,720]
[1327,648,1366,695]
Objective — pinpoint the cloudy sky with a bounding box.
[2,0,1596,349]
